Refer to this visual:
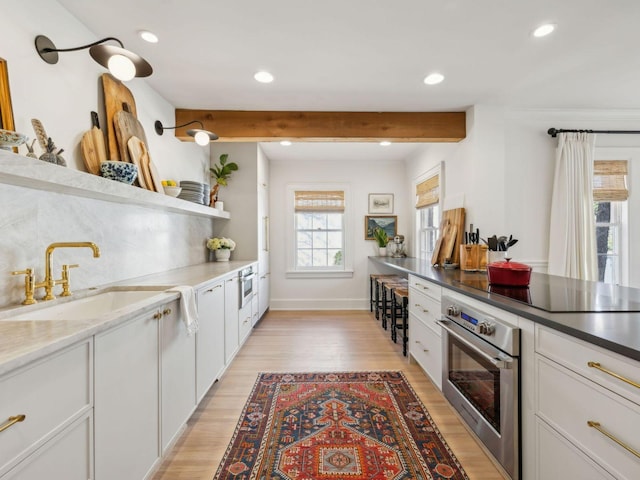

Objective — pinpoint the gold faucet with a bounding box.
[43,242,100,300]
[12,242,101,304]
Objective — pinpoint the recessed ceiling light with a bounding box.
[423,73,444,85]
[380,141,391,146]
[254,71,274,83]
[280,140,292,146]
[138,30,158,43]
[533,23,556,38]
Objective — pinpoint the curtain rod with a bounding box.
[547,127,640,137]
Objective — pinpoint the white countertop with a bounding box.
[0,261,255,376]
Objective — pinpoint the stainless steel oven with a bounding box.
[438,295,520,480]
[239,266,256,308]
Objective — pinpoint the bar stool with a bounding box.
[381,278,407,330]
[391,286,409,356]
[369,274,398,314]
[371,274,403,321]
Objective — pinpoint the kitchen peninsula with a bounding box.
[371,255,640,480]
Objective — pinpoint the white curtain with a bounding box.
[548,132,598,280]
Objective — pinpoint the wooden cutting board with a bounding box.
[102,73,137,160]
[436,208,465,266]
[80,112,107,175]
[127,136,153,190]
[115,104,147,163]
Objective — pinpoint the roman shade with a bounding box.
[415,175,439,208]
[294,190,345,212]
[593,160,628,201]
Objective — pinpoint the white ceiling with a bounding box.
[57,0,640,161]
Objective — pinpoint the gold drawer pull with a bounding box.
[414,340,429,353]
[0,415,26,433]
[416,283,429,290]
[587,421,640,459]
[206,284,222,292]
[588,361,640,389]
[414,303,429,313]
[153,312,162,320]
[163,308,172,316]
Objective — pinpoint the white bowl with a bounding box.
[163,186,182,197]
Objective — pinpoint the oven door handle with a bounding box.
[241,273,257,281]
[437,319,512,369]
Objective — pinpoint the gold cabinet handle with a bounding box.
[587,421,640,459]
[414,340,428,352]
[414,303,429,313]
[206,284,223,292]
[416,283,429,290]
[587,361,640,389]
[153,312,162,320]
[0,414,26,433]
[162,308,172,316]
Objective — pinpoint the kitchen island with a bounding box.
[370,256,640,361]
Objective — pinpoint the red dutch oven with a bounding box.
[487,258,532,287]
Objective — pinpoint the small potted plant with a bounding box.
[206,236,236,262]
[373,227,389,256]
[209,153,238,205]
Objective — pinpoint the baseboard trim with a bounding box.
[270,298,369,310]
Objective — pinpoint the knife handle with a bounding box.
[91,111,100,129]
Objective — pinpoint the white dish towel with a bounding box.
[167,286,199,336]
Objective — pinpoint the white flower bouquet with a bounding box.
[207,237,236,251]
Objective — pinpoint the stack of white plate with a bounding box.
[202,184,211,206]
[178,181,206,204]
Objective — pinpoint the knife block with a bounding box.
[460,244,488,272]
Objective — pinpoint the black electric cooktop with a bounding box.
[455,272,640,313]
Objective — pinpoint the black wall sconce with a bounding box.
[154,120,218,146]
[35,35,152,81]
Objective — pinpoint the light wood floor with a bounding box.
[151,310,507,480]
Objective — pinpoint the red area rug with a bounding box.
[214,371,469,479]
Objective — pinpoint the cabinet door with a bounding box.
[239,302,252,345]
[224,275,239,364]
[259,272,269,319]
[196,280,225,402]
[161,300,196,453]
[95,309,160,480]
[3,413,92,480]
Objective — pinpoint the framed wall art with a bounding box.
[0,58,15,131]
[368,193,394,214]
[365,215,397,240]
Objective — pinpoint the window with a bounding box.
[288,187,352,277]
[415,170,441,260]
[593,160,628,285]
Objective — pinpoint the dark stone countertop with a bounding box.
[370,256,640,362]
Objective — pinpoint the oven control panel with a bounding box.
[441,295,520,356]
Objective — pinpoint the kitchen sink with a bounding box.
[5,286,174,321]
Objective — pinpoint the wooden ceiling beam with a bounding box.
[174,109,466,142]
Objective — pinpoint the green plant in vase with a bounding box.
[209,153,238,205]
[373,227,389,256]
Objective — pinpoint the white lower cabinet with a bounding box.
[196,279,225,402]
[160,301,196,453]
[408,313,442,389]
[534,325,640,480]
[0,340,92,479]
[224,274,240,364]
[3,413,93,480]
[239,301,252,345]
[94,307,161,480]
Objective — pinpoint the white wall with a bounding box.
[405,106,640,283]
[269,156,410,310]
[1,0,209,183]
[0,0,219,308]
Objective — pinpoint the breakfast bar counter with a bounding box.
[370,256,640,361]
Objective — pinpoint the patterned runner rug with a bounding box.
[214,371,469,479]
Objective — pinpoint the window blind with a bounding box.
[593,160,628,202]
[415,175,439,208]
[294,190,345,212]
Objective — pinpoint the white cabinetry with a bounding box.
[94,307,161,480]
[239,301,253,346]
[258,149,270,319]
[408,275,442,389]
[0,341,92,480]
[224,274,240,364]
[196,279,225,402]
[534,325,640,480]
[160,301,196,453]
